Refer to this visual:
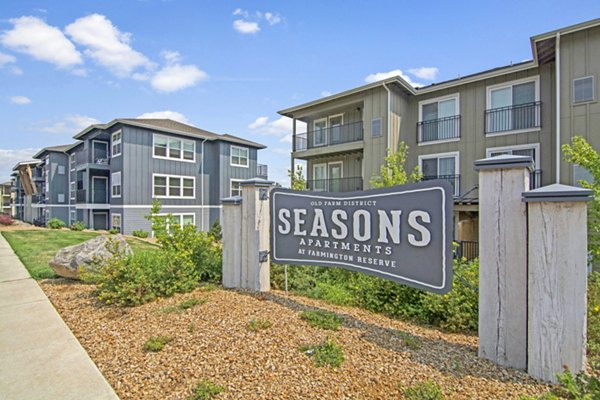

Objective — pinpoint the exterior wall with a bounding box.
[362,87,390,189]
[115,206,221,235]
[218,141,260,201]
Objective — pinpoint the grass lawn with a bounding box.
[1,229,158,279]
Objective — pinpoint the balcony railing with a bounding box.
[295,121,363,152]
[422,174,460,197]
[417,115,461,143]
[530,169,542,190]
[306,177,363,192]
[485,101,541,134]
[76,189,108,204]
[74,150,110,166]
[456,240,479,261]
[257,164,268,180]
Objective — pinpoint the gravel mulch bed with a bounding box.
[40,280,552,399]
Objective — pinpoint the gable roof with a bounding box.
[73,118,266,149]
[33,144,75,159]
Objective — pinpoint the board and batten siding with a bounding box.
[117,206,219,235]
[217,142,258,201]
[361,87,389,190]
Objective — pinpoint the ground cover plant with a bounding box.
[300,339,344,368]
[401,380,444,400]
[247,318,272,332]
[161,297,207,314]
[47,217,66,229]
[187,380,224,400]
[299,309,343,330]
[143,335,172,352]
[70,221,85,231]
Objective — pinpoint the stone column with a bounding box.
[240,179,273,292]
[474,155,532,370]
[221,196,242,288]
[524,184,591,382]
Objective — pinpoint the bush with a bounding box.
[208,219,222,242]
[0,213,14,226]
[188,380,224,400]
[132,229,149,238]
[47,218,66,229]
[299,310,343,331]
[247,318,272,332]
[108,228,119,234]
[70,221,85,231]
[588,272,600,370]
[300,339,344,368]
[523,370,600,400]
[143,335,172,352]
[401,380,444,400]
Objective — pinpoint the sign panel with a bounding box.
[270,180,453,294]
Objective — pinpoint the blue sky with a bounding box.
[0,1,599,185]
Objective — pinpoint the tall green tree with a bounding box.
[289,164,306,190]
[562,136,600,263]
[370,142,422,188]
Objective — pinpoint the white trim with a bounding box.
[154,213,196,229]
[152,173,195,199]
[92,176,109,203]
[111,213,122,232]
[312,163,327,191]
[110,205,221,209]
[573,75,596,104]
[152,133,196,163]
[312,118,328,147]
[111,130,122,158]
[418,92,460,122]
[327,161,343,178]
[91,211,108,230]
[418,138,461,147]
[32,204,70,208]
[111,172,121,199]
[70,210,76,225]
[230,145,249,168]
[418,151,460,196]
[76,204,111,210]
[486,143,541,167]
[92,140,108,162]
[486,75,540,105]
[371,117,383,137]
[230,178,244,197]
[483,127,541,137]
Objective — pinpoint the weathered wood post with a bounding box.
[221,196,242,288]
[524,184,592,382]
[474,155,532,370]
[240,179,272,292]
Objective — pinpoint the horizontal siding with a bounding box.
[119,206,220,234]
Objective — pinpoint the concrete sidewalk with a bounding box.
[0,233,119,400]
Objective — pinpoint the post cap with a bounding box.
[523,183,593,202]
[239,178,274,187]
[221,196,242,205]
[474,155,534,171]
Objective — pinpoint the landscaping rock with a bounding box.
[49,234,132,279]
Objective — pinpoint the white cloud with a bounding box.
[0,148,40,180]
[161,50,181,64]
[137,111,189,124]
[248,116,268,129]
[321,91,332,97]
[280,134,292,144]
[407,67,439,81]
[249,116,306,139]
[233,19,260,34]
[65,14,152,77]
[271,147,291,156]
[264,12,281,25]
[232,8,249,18]
[10,96,31,105]
[0,52,16,66]
[41,114,100,135]
[10,66,23,75]
[1,16,82,69]
[364,69,423,87]
[150,63,207,92]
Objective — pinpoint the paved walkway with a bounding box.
[0,233,119,400]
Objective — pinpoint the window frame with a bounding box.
[486,143,541,167]
[313,117,328,147]
[70,181,76,200]
[230,179,244,197]
[57,165,66,175]
[418,151,460,196]
[111,213,122,233]
[573,76,595,104]
[111,130,122,158]
[111,172,122,199]
[152,173,196,199]
[230,145,249,168]
[485,76,540,136]
[152,134,196,163]
[418,93,460,145]
[371,118,382,137]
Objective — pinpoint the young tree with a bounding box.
[562,136,600,263]
[289,164,306,190]
[370,142,422,188]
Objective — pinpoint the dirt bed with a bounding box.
[40,280,551,400]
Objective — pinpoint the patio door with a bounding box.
[329,115,343,144]
[93,141,108,163]
[328,162,342,192]
[92,177,108,204]
[313,164,326,191]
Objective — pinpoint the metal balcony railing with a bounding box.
[417,115,461,143]
[295,121,363,152]
[306,177,363,192]
[422,174,460,197]
[76,189,108,204]
[530,169,542,190]
[74,150,110,166]
[455,240,479,261]
[485,101,541,134]
[257,164,268,179]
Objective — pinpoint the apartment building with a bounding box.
[0,181,12,215]
[279,18,600,246]
[62,118,267,234]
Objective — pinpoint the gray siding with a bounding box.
[218,142,258,200]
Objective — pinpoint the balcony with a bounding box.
[295,121,363,152]
[76,189,108,204]
[530,169,542,190]
[257,164,268,180]
[417,115,461,143]
[74,150,110,167]
[306,177,363,192]
[31,169,44,181]
[485,101,541,134]
[422,174,460,197]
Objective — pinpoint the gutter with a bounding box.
[555,32,561,184]
[200,137,208,231]
[382,82,392,149]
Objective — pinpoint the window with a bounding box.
[313,118,327,146]
[70,154,75,171]
[70,182,75,200]
[486,77,540,134]
[111,131,122,157]
[153,174,195,198]
[418,94,460,143]
[574,76,595,103]
[57,165,65,175]
[70,210,76,224]
[111,172,121,198]
[231,146,249,167]
[153,134,195,162]
[111,213,121,233]
[487,144,541,188]
[230,179,243,197]
[372,118,382,137]
[419,152,459,196]
[58,193,65,203]
[154,213,195,233]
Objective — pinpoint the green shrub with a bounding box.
[143,335,172,352]
[188,380,224,400]
[524,370,600,400]
[300,339,344,368]
[247,318,272,331]
[70,221,85,231]
[208,219,222,242]
[161,297,207,313]
[108,228,119,234]
[299,310,343,331]
[132,229,149,238]
[47,218,66,229]
[401,380,444,400]
[588,272,600,370]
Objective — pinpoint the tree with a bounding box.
[289,164,306,190]
[562,136,600,263]
[370,142,422,188]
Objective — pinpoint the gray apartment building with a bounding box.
[12,118,267,234]
[0,181,12,215]
[279,18,600,250]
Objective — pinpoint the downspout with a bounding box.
[382,83,392,149]
[555,32,561,184]
[200,137,208,231]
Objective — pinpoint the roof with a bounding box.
[12,160,39,171]
[73,118,266,149]
[33,143,76,159]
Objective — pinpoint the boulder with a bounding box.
[49,234,132,279]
